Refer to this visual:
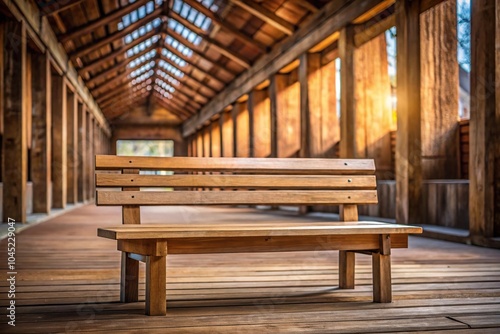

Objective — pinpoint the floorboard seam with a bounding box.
[446,316,472,329]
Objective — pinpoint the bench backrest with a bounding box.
[95,155,377,223]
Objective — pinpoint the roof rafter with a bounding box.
[166,29,238,76]
[229,0,295,35]
[153,74,205,107]
[156,68,211,100]
[87,43,157,86]
[78,29,159,74]
[152,92,195,116]
[40,0,86,16]
[151,94,192,120]
[170,11,251,68]
[59,0,150,43]
[70,8,164,61]
[182,0,267,52]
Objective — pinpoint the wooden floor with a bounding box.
[1,205,500,333]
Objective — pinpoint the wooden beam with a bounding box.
[87,43,157,86]
[154,76,203,109]
[69,8,163,61]
[59,0,150,43]
[289,0,321,13]
[31,51,52,213]
[161,41,225,85]
[78,104,87,202]
[157,68,212,101]
[420,0,447,12]
[92,69,133,96]
[170,11,251,69]
[66,90,78,204]
[166,29,239,76]
[395,0,422,225]
[3,19,27,223]
[79,29,158,74]
[51,73,67,208]
[249,88,271,158]
[339,25,356,158]
[183,0,267,52]
[86,113,93,200]
[182,0,387,137]
[233,101,250,157]
[469,0,500,240]
[152,94,192,119]
[40,0,86,16]
[229,0,295,35]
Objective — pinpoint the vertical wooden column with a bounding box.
[299,53,340,158]
[77,103,87,202]
[87,115,94,200]
[469,0,500,241]
[51,74,67,209]
[0,23,3,185]
[234,100,250,157]
[273,71,301,158]
[2,20,27,222]
[249,88,271,158]
[66,91,78,204]
[395,0,423,225]
[420,0,459,179]
[203,126,211,157]
[221,110,234,157]
[354,34,393,179]
[31,51,51,213]
[211,120,221,157]
[269,76,278,158]
[339,25,356,158]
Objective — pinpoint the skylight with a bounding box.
[126,35,160,57]
[155,78,176,94]
[128,49,157,68]
[161,49,187,67]
[158,59,185,78]
[130,60,156,78]
[131,70,154,85]
[157,69,181,86]
[154,85,173,99]
[124,18,162,44]
[165,36,193,58]
[118,0,164,30]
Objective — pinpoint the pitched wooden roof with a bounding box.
[36,0,327,125]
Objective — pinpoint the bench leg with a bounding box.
[145,255,167,316]
[339,250,355,289]
[120,252,139,302]
[372,252,392,302]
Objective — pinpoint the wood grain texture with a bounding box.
[250,89,271,158]
[339,24,356,159]
[96,190,379,206]
[96,174,377,189]
[420,0,459,179]
[95,156,376,174]
[2,19,27,222]
[30,51,51,213]
[145,255,167,316]
[98,222,421,240]
[66,91,78,204]
[51,73,67,208]
[77,104,87,202]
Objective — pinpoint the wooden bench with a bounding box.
[95,155,422,316]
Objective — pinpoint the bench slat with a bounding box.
[95,174,377,189]
[95,156,375,174]
[96,190,378,206]
[98,222,422,240]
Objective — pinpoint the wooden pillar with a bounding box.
[273,71,301,158]
[2,20,27,223]
[249,88,271,158]
[0,23,3,184]
[66,91,78,204]
[30,51,51,213]
[211,121,221,157]
[469,0,500,240]
[234,100,250,157]
[86,114,94,200]
[51,74,67,209]
[77,103,87,202]
[203,125,211,157]
[420,0,459,179]
[299,53,340,158]
[221,110,234,157]
[269,77,278,158]
[354,34,393,179]
[339,25,356,158]
[395,0,423,225]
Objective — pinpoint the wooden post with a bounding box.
[234,101,250,157]
[211,121,221,157]
[269,76,278,158]
[30,51,51,213]
[354,34,393,179]
[203,125,211,157]
[249,88,271,158]
[86,113,93,201]
[339,204,358,289]
[51,74,67,209]
[145,253,167,316]
[469,0,500,241]
[339,25,356,158]
[299,53,312,158]
[221,110,234,157]
[395,0,423,225]
[77,103,87,202]
[3,20,27,223]
[66,91,78,204]
[420,0,459,179]
[373,234,392,302]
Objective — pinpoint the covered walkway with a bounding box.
[1,205,499,333]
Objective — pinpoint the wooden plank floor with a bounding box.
[1,205,500,333]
